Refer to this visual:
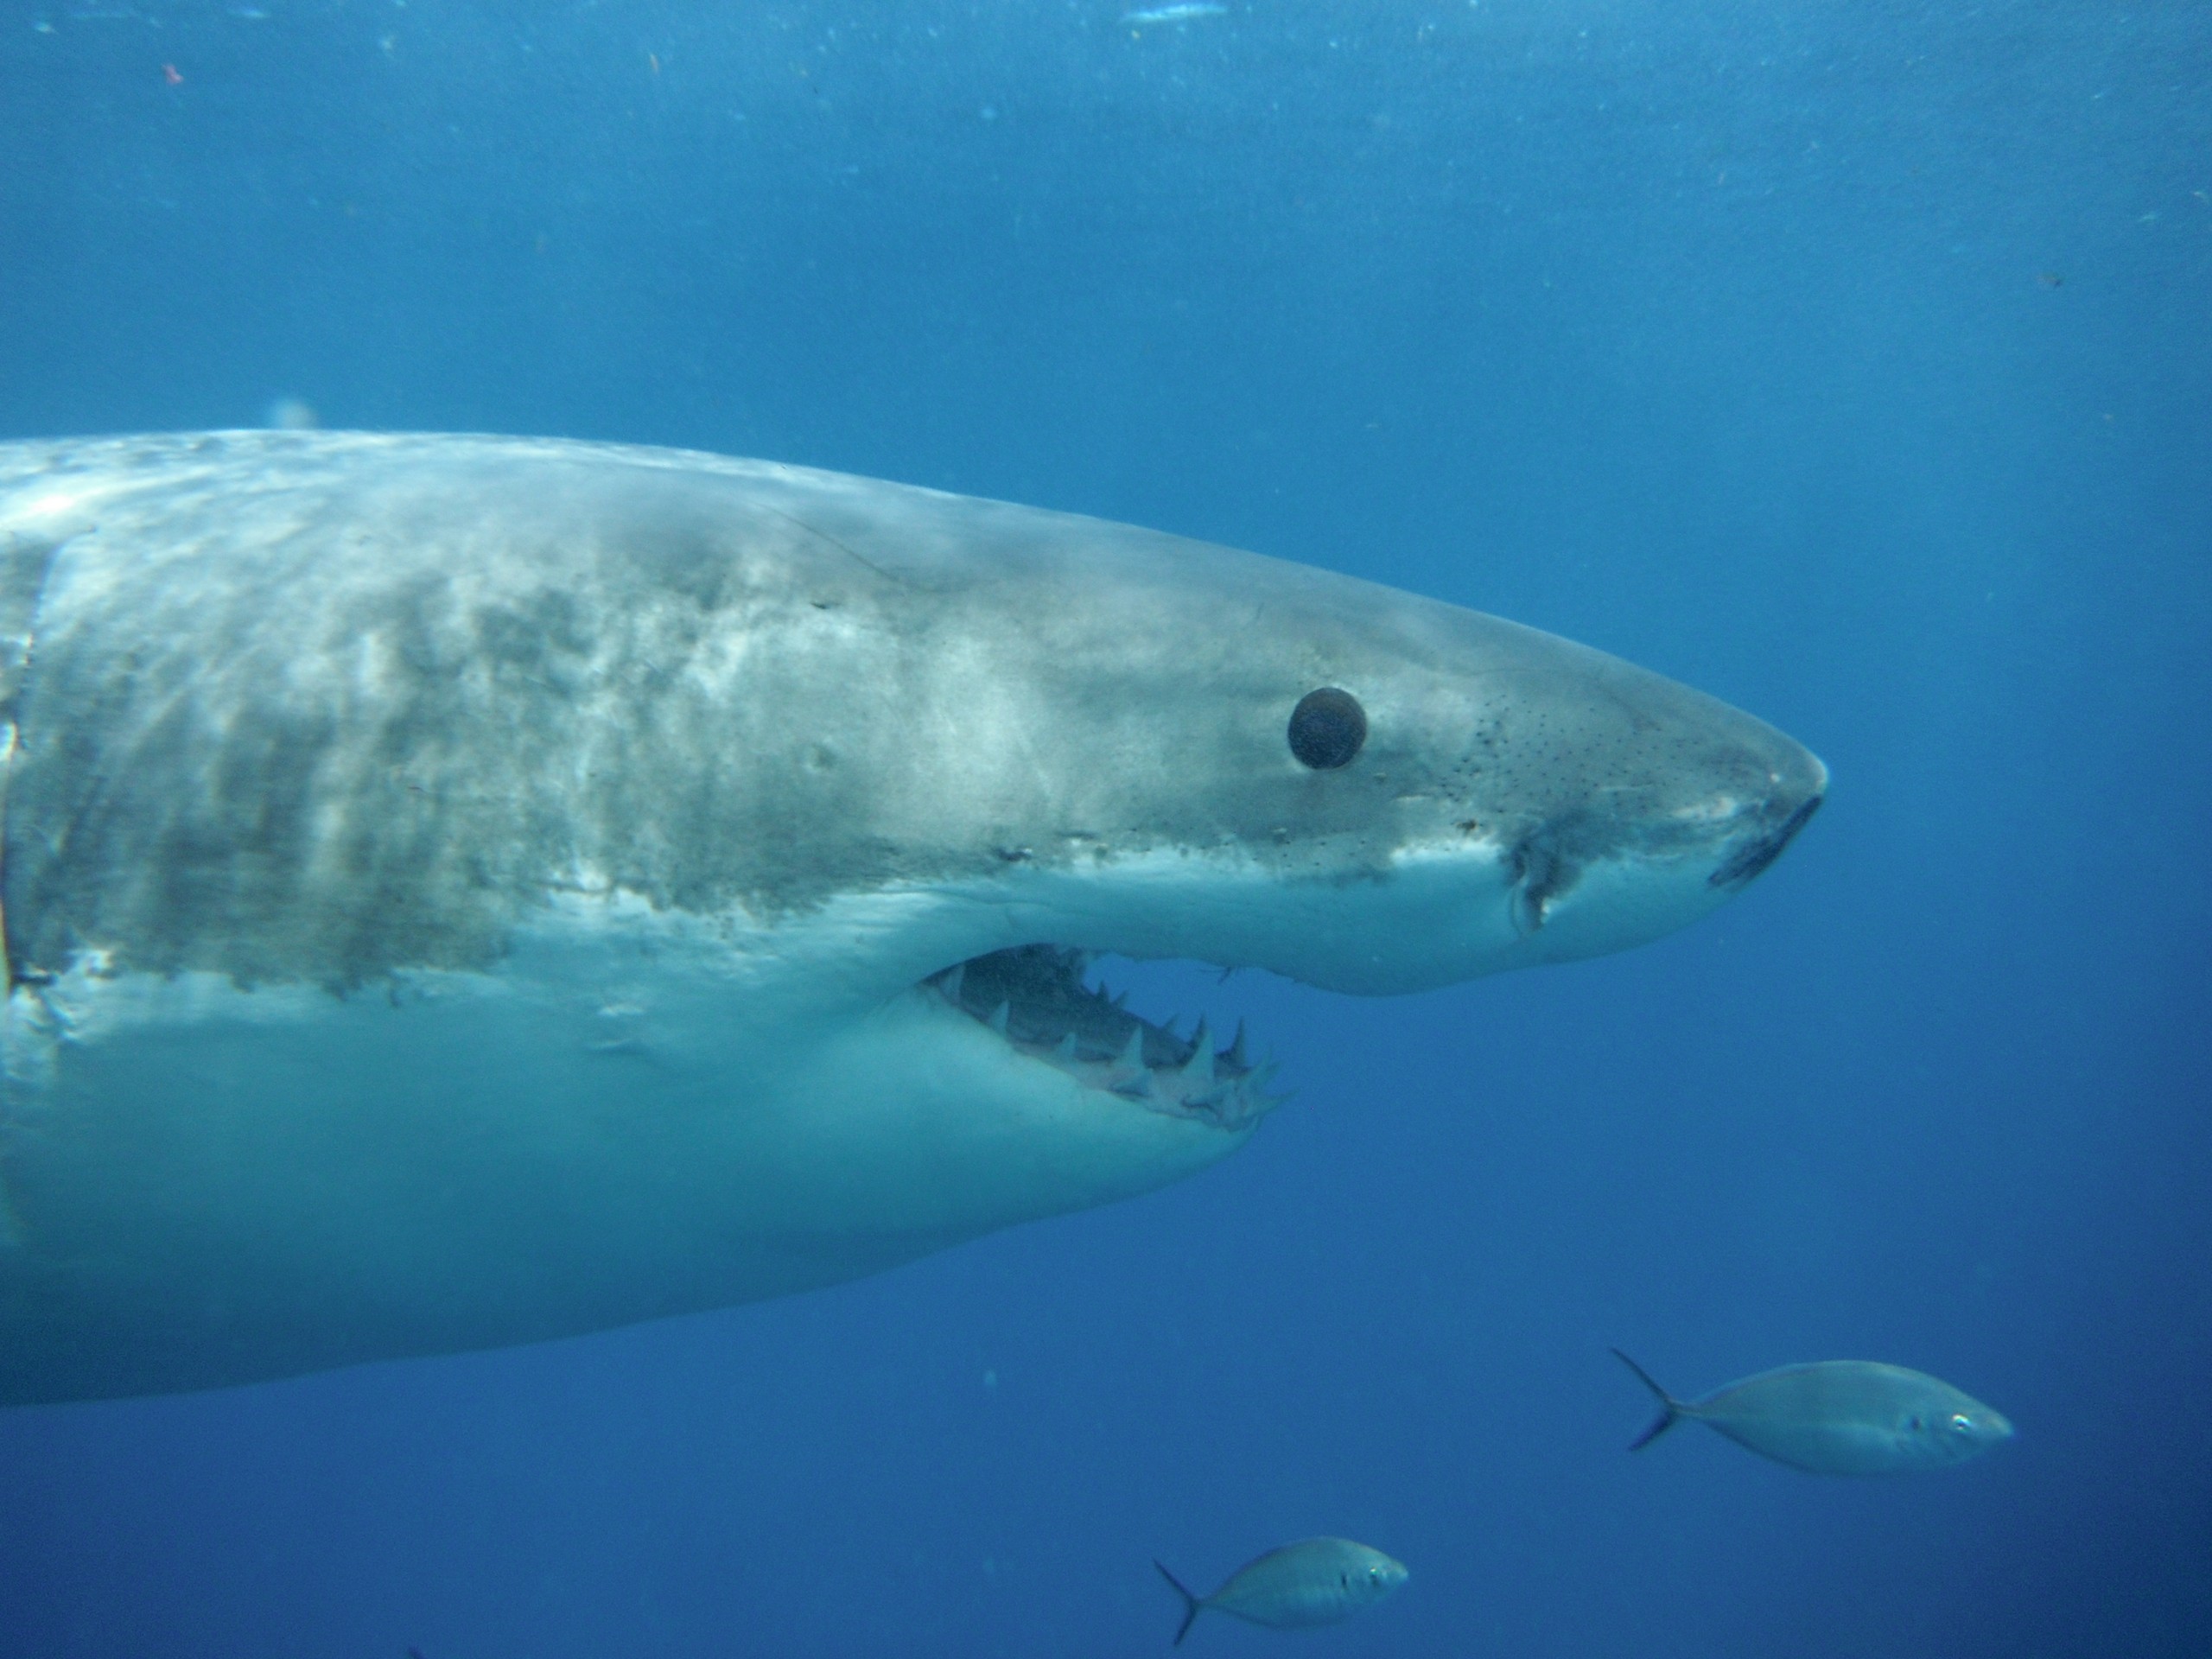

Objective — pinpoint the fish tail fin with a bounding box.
[1611,1348,1687,1451]
[1154,1560,1202,1645]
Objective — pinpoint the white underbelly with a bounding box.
[0,921,1241,1403]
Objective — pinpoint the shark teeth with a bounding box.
[1109,1024,1147,1084]
[1111,1070,1156,1102]
[927,944,1277,1130]
[1182,1020,1214,1085]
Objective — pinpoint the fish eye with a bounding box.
[1287,687,1366,769]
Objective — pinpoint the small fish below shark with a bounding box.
[1612,1351,2015,1475]
[1156,1539,1407,1643]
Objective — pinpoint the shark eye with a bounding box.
[1288,688,1366,769]
[1949,1413,1974,1433]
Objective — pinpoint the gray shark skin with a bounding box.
[0,432,1824,1403]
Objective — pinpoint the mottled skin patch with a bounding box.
[0,432,1817,992]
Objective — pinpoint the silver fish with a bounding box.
[1613,1350,2015,1475]
[1155,1538,1407,1644]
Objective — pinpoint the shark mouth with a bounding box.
[1708,791,1826,891]
[929,945,1282,1131]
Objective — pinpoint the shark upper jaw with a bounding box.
[927,945,1283,1133]
[883,757,1826,1138]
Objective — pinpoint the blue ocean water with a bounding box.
[1,0,2206,1654]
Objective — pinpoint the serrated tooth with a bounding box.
[1117,1071,1157,1100]
[1224,1019,1248,1070]
[988,1001,1010,1036]
[1052,1033,1077,1063]
[1109,1024,1146,1082]
[1110,988,1128,1010]
[1182,1020,1213,1083]
[939,963,965,1003]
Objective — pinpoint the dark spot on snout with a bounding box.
[1287,688,1366,770]
[1709,791,1824,889]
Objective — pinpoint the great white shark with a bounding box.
[0,432,1824,1404]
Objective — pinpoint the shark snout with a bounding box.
[1708,749,1827,892]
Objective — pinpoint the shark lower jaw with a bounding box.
[922,944,1283,1133]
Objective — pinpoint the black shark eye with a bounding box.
[1287,688,1366,769]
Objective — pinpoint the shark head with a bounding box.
[543,456,1833,1241]
[856,517,1828,995]
[0,433,1825,1401]
[720,467,1824,1153]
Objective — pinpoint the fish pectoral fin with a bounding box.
[1611,1348,1689,1451]
[1155,1560,1204,1646]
